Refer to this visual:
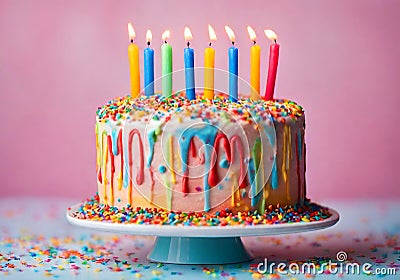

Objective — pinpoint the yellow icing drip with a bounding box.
[117,172,123,191]
[176,139,182,171]
[95,123,100,169]
[169,135,176,184]
[102,132,108,204]
[128,181,132,206]
[282,125,292,201]
[231,174,238,207]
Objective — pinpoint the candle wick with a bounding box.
[232,41,235,46]
[274,39,277,44]
[209,42,212,47]
[187,41,190,48]
[147,41,150,47]
[253,41,256,45]
[164,41,167,44]
[130,39,134,44]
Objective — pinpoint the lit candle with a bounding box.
[184,27,195,100]
[203,24,217,100]
[225,26,238,102]
[264,29,280,101]
[161,30,173,98]
[247,26,261,100]
[127,22,140,98]
[144,29,154,96]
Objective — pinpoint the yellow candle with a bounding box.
[128,22,140,98]
[203,25,217,100]
[248,26,261,100]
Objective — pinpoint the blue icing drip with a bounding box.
[248,158,261,207]
[111,129,119,156]
[123,133,129,189]
[178,124,218,212]
[123,165,129,189]
[147,130,156,167]
[298,128,302,160]
[264,123,278,190]
[264,123,276,147]
[271,159,278,190]
[219,158,230,169]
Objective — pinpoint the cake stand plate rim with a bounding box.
[66,203,339,237]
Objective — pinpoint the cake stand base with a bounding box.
[67,203,339,264]
[148,236,252,264]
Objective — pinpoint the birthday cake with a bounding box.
[95,93,306,213]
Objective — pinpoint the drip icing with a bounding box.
[95,123,101,182]
[231,174,237,207]
[248,158,256,207]
[111,129,119,156]
[96,94,306,212]
[169,136,177,184]
[271,159,278,190]
[147,130,156,167]
[282,125,292,201]
[117,130,124,191]
[102,132,108,203]
[178,124,218,212]
[250,138,262,207]
[128,129,145,185]
[189,137,197,158]
[97,166,103,183]
[208,133,231,187]
[107,135,115,205]
[230,136,246,189]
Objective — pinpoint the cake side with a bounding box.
[95,94,306,213]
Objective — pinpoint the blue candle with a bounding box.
[184,27,195,100]
[225,26,238,102]
[144,30,154,96]
[228,44,238,102]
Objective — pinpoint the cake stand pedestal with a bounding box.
[66,205,339,264]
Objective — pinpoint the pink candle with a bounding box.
[264,30,279,101]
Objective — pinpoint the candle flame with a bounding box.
[184,26,192,42]
[208,24,217,42]
[146,29,152,44]
[162,30,171,42]
[264,29,278,42]
[247,26,257,42]
[128,22,136,42]
[224,25,235,43]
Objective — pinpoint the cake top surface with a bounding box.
[96,93,304,125]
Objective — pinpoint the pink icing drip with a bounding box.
[208,133,232,187]
[230,135,246,189]
[128,129,144,185]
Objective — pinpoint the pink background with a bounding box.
[1,0,399,201]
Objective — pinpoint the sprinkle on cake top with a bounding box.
[96,93,304,124]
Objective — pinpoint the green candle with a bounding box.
[161,30,172,97]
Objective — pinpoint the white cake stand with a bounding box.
[66,204,339,264]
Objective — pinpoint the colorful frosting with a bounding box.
[95,93,306,213]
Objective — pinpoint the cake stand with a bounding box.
[66,204,339,264]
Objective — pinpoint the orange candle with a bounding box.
[203,25,217,100]
[127,22,140,98]
[247,26,261,100]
